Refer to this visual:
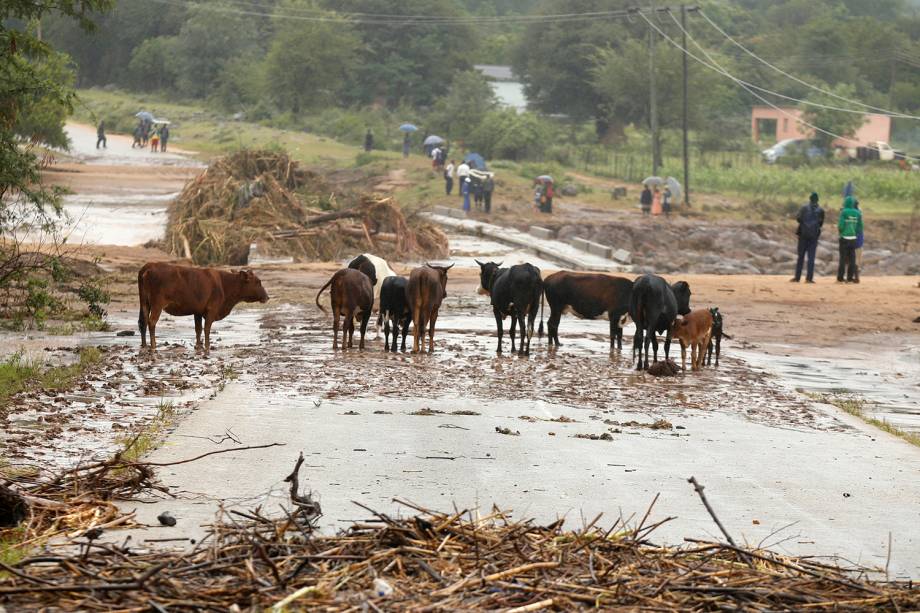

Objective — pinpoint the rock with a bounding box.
[157,512,177,527]
[116,330,135,337]
[561,183,578,196]
[612,186,627,199]
[647,359,680,377]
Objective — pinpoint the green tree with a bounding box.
[1,0,113,288]
[469,109,550,160]
[510,0,632,135]
[264,5,360,112]
[426,71,497,141]
[322,0,474,107]
[126,36,178,92]
[801,84,867,150]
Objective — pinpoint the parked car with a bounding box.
[762,138,825,163]
[841,141,904,162]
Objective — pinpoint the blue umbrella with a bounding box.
[399,123,418,132]
[463,152,487,170]
[423,134,445,146]
[135,111,155,122]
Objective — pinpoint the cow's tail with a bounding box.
[315,277,334,314]
[721,332,733,340]
[537,288,545,338]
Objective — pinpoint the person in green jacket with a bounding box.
[837,196,863,283]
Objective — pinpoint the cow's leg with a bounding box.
[203,316,215,355]
[664,330,672,361]
[493,308,504,354]
[147,305,162,353]
[691,342,699,371]
[400,315,410,352]
[650,330,659,365]
[633,327,643,370]
[517,312,527,355]
[194,315,203,350]
[413,308,425,354]
[715,334,721,366]
[383,313,391,352]
[332,308,340,350]
[680,341,687,371]
[526,308,537,355]
[427,308,438,353]
[359,309,371,350]
[346,310,355,348]
[547,308,562,347]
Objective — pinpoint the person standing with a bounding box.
[132,123,143,149]
[150,125,160,153]
[364,129,374,152]
[402,133,411,158]
[651,187,662,216]
[461,177,471,212]
[662,186,672,217]
[159,124,170,152]
[837,195,863,283]
[640,184,652,215]
[444,159,455,196]
[472,176,484,210]
[430,146,441,170]
[96,120,107,149]
[456,160,470,197]
[854,200,864,282]
[483,174,494,213]
[791,192,825,283]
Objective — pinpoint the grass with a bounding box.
[0,347,103,408]
[808,392,920,448]
[72,88,394,166]
[115,399,177,463]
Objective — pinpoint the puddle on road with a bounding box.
[445,233,561,270]
[737,342,920,433]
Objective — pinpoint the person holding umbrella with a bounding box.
[444,159,455,195]
[403,133,411,158]
[456,159,470,197]
[640,184,652,215]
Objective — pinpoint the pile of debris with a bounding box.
[2,455,917,611]
[165,150,448,265]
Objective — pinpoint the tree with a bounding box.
[126,36,178,92]
[801,84,867,150]
[426,71,497,141]
[591,39,731,144]
[1,0,114,290]
[264,5,360,113]
[510,0,633,135]
[322,0,475,107]
[171,2,263,99]
[469,109,550,160]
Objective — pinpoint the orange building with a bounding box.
[751,106,891,147]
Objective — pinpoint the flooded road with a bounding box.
[70,296,917,579]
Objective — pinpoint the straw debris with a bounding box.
[165,150,448,265]
[1,455,918,611]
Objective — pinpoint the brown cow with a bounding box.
[138,263,269,354]
[406,263,453,353]
[315,268,374,350]
[670,309,714,372]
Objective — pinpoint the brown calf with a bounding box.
[670,309,714,372]
[315,268,374,350]
[405,263,453,353]
[138,262,269,354]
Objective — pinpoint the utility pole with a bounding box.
[681,4,690,206]
[649,1,660,175]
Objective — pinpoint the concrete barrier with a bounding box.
[570,237,591,251]
[585,240,613,259]
[529,226,555,240]
[447,208,467,219]
[612,248,632,264]
[432,205,451,216]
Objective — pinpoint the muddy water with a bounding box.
[738,340,920,433]
[62,192,174,245]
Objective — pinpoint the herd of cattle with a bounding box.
[135,255,728,372]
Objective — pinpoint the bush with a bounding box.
[77,280,110,319]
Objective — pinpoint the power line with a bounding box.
[643,11,920,161]
[148,0,644,26]
[697,10,917,120]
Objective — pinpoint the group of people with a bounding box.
[534,180,554,214]
[639,184,673,216]
[792,192,865,284]
[444,159,494,213]
[430,145,447,171]
[132,119,170,152]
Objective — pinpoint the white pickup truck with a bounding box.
[841,141,901,161]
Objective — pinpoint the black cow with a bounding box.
[540,271,633,350]
[476,260,543,355]
[706,307,732,366]
[378,276,411,352]
[629,275,691,370]
[346,254,378,288]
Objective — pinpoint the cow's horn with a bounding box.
[475,259,484,267]
[444,263,455,270]
[495,261,503,267]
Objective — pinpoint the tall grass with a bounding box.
[0,348,103,408]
